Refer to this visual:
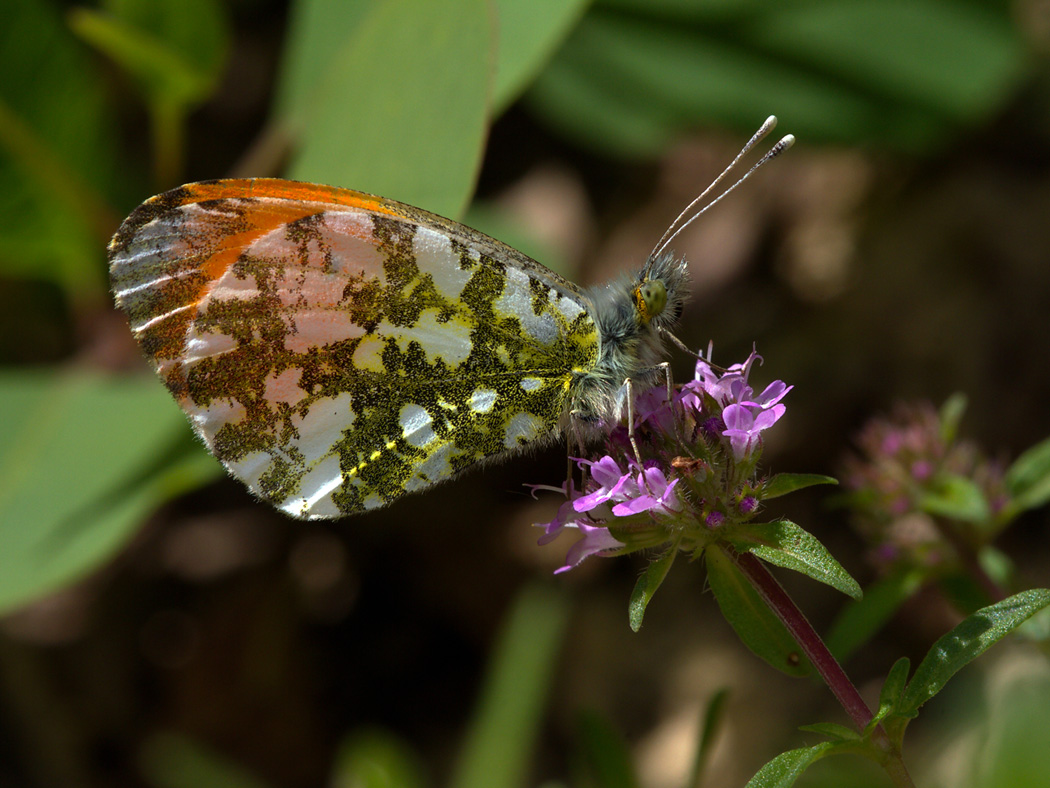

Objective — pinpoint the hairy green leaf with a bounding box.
[899,589,1050,717]
[706,546,811,677]
[628,543,678,632]
[733,520,861,599]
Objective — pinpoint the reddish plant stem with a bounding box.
[730,549,915,785]
[729,549,880,734]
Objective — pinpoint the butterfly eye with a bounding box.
[634,280,668,324]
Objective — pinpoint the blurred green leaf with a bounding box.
[527,0,1027,157]
[687,688,729,788]
[938,568,998,615]
[70,0,229,186]
[747,1,1024,125]
[102,0,228,80]
[968,663,1050,788]
[273,0,375,124]
[744,742,836,788]
[979,545,1015,590]
[574,709,639,788]
[281,0,492,219]
[919,473,990,523]
[0,0,120,295]
[762,473,838,500]
[331,728,427,788]
[140,731,271,788]
[0,369,220,614]
[70,3,227,108]
[732,520,861,600]
[898,588,1050,718]
[628,542,678,632]
[491,0,591,113]
[1005,434,1050,514]
[938,393,968,445]
[448,583,568,788]
[826,567,925,662]
[706,546,811,677]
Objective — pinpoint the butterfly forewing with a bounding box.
[109,179,600,518]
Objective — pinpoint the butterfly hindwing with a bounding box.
[109,178,601,517]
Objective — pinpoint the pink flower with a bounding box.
[534,347,791,573]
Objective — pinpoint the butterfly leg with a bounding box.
[565,412,590,493]
[659,327,698,358]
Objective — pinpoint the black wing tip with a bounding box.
[108,184,198,259]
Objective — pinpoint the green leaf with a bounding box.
[70,0,229,186]
[491,0,590,113]
[273,0,375,125]
[70,4,227,108]
[762,473,838,500]
[0,0,120,294]
[938,392,968,445]
[898,588,1050,718]
[330,728,427,788]
[527,1,1027,157]
[868,657,910,734]
[139,731,271,788]
[281,0,492,219]
[687,688,729,788]
[574,710,640,788]
[979,545,1016,589]
[777,751,891,788]
[937,569,997,615]
[797,722,860,742]
[0,369,220,615]
[968,664,1050,788]
[102,0,228,84]
[825,567,925,662]
[628,543,679,632]
[1005,434,1050,513]
[705,546,811,677]
[744,743,836,788]
[918,473,990,523]
[448,583,568,788]
[748,0,1025,125]
[732,520,861,600]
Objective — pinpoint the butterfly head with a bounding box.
[635,251,688,331]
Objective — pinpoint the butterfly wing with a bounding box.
[109,178,600,518]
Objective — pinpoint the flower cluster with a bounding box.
[536,350,791,573]
[841,400,1007,568]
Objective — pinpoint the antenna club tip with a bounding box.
[781,134,796,149]
[764,114,778,127]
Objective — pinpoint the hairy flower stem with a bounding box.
[729,549,915,787]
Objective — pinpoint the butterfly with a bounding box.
[108,118,791,519]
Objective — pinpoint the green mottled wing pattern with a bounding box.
[109,178,600,518]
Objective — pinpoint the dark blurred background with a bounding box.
[2,1,1050,786]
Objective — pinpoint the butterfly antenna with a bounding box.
[648,115,778,260]
[647,116,794,267]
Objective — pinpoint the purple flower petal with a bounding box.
[573,456,636,512]
[612,496,660,516]
[536,498,584,544]
[590,456,626,488]
[752,380,792,407]
[554,523,625,574]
